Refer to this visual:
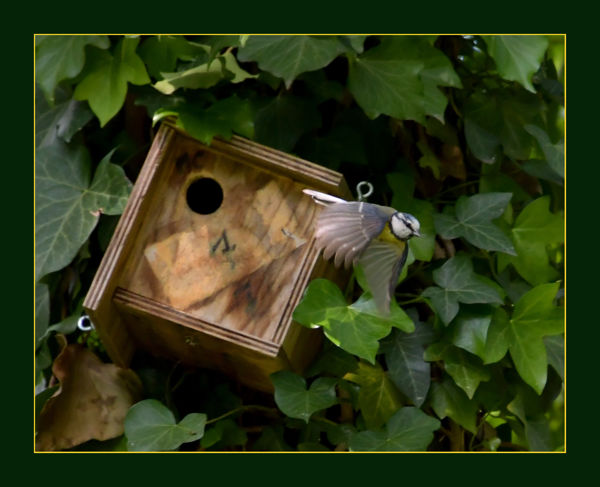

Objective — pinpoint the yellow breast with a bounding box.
[377,223,400,244]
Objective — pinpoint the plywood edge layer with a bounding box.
[161,119,351,196]
[84,124,178,311]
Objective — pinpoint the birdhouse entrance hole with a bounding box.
[186,177,223,215]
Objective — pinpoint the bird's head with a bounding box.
[390,212,421,240]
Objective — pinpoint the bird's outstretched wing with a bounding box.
[358,239,408,315]
[314,201,394,269]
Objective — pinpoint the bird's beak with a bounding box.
[414,231,422,237]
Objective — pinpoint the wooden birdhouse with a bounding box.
[83,120,351,392]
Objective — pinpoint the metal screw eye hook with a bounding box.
[356,181,374,202]
[77,315,95,332]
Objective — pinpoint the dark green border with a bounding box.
[23,1,586,477]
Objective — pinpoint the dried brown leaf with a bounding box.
[36,343,142,451]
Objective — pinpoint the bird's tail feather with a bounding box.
[302,189,347,206]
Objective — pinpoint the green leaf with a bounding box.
[422,255,503,325]
[349,407,439,451]
[36,309,80,350]
[222,51,258,83]
[305,344,358,378]
[417,140,441,178]
[464,89,542,163]
[293,279,414,363]
[381,321,434,407]
[344,362,402,429]
[348,37,460,123]
[342,35,368,54]
[254,94,321,152]
[201,419,247,449]
[74,37,150,126]
[451,306,494,359]
[252,425,291,451]
[138,35,204,79]
[524,125,564,178]
[424,343,491,399]
[503,196,564,285]
[508,282,564,394]
[36,35,109,103]
[35,282,50,344]
[484,35,549,92]
[428,375,478,433]
[153,57,226,94]
[36,85,94,148]
[237,35,346,88]
[482,307,510,364]
[544,335,564,381]
[434,193,516,254]
[270,371,337,423]
[406,199,436,262]
[35,142,132,279]
[175,95,254,144]
[125,399,206,451]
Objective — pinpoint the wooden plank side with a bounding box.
[83,124,179,365]
[114,300,290,392]
[162,120,352,199]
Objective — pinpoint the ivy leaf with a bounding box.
[428,375,478,433]
[450,305,494,360]
[293,279,414,363]
[201,419,247,449]
[36,35,110,103]
[305,343,358,378]
[270,371,337,423]
[349,407,439,452]
[348,36,461,123]
[237,35,346,88]
[380,320,434,407]
[36,309,80,350]
[138,35,204,79]
[422,255,503,325]
[464,89,542,163]
[35,282,50,345]
[499,196,564,285]
[524,124,564,179]
[344,362,402,429]
[74,37,150,126]
[124,399,206,451]
[417,140,442,178]
[254,94,321,152]
[252,425,291,451]
[406,199,436,262]
[35,142,132,280]
[174,95,254,145]
[153,57,226,94]
[36,85,94,148]
[507,282,564,394]
[434,192,516,254]
[544,335,564,381]
[482,308,511,364]
[484,35,549,92]
[424,343,491,399]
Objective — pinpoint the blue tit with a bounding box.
[303,189,421,315]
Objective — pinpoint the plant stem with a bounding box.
[205,405,279,425]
